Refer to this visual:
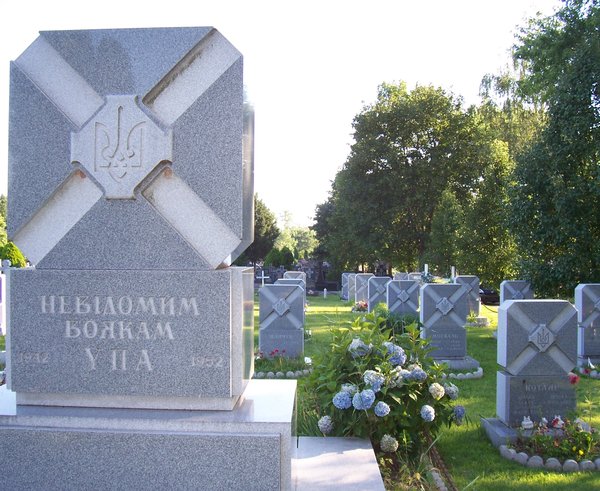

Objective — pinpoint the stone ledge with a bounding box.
[292,436,385,491]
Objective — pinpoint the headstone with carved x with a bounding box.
[420,284,478,370]
[283,271,306,283]
[575,284,600,365]
[259,284,305,358]
[500,280,534,304]
[355,273,374,304]
[367,276,390,312]
[387,280,419,317]
[454,275,481,316]
[496,300,577,426]
[347,273,357,302]
[341,272,350,301]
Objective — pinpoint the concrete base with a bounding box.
[436,355,480,371]
[466,316,489,327]
[292,437,384,491]
[481,417,526,448]
[0,380,295,490]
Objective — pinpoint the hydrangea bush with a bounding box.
[311,312,463,459]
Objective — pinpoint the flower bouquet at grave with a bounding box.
[311,312,465,463]
[352,300,368,312]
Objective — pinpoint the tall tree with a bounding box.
[325,83,487,271]
[508,0,600,296]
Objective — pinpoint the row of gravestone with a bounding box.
[257,271,307,358]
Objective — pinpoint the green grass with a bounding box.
[255,293,600,490]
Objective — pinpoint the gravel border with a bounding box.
[441,367,484,380]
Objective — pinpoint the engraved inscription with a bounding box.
[37,294,201,374]
[528,324,555,352]
[16,352,49,364]
[436,297,454,316]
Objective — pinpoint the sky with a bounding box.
[0,0,562,228]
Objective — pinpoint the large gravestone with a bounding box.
[355,273,374,304]
[348,273,357,303]
[575,284,600,366]
[420,284,479,370]
[367,276,390,312]
[387,280,419,316]
[500,280,534,304]
[1,28,294,489]
[259,284,305,358]
[275,277,306,305]
[482,299,577,447]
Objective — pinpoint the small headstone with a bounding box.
[259,284,305,358]
[283,271,307,284]
[387,280,419,316]
[393,272,409,281]
[575,284,600,366]
[367,276,390,312]
[355,273,374,304]
[500,280,534,304]
[420,284,479,370]
[454,275,481,316]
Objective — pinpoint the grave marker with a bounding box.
[575,284,600,366]
[500,280,534,304]
[355,273,374,304]
[367,276,390,312]
[387,280,419,316]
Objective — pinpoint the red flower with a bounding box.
[568,372,580,385]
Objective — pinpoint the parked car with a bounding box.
[479,287,499,305]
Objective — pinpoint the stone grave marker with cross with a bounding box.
[420,284,479,370]
[355,273,374,304]
[367,276,390,312]
[283,271,307,284]
[259,284,305,358]
[1,28,294,489]
[454,275,481,316]
[387,280,419,317]
[575,284,600,366]
[482,299,578,446]
[500,280,534,304]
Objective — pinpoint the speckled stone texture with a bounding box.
[0,380,295,491]
[387,280,419,316]
[9,27,253,269]
[348,273,357,301]
[367,276,390,313]
[341,272,350,301]
[8,267,253,409]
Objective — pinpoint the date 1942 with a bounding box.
[191,356,224,368]
[16,352,49,364]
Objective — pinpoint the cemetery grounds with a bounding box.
[253,293,600,491]
[1,295,599,489]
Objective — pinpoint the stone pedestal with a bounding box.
[0,380,296,490]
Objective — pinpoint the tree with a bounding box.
[234,194,279,266]
[508,0,600,297]
[424,189,463,276]
[322,83,487,271]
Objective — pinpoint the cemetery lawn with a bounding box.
[255,294,600,491]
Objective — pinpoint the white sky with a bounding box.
[0,0,561,227]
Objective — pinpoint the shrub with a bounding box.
[0,241,26,268]
[310,312,462,462]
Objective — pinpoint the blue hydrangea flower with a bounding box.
[341,383,358,395]
[352,389,376,410]
[347,338,372,358]
[383,341,407,366]
[410,366,427,382]
[332,391,352,410]
[363,370,385,392]
[444,383,459,400]
[318,415,334,434]
[374,401,390,417]
[428,382,445,400]
[420,404,435,422]
[453,405,466,425]
[380,434,399,453]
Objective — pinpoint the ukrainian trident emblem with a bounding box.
[71,95,172,199]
